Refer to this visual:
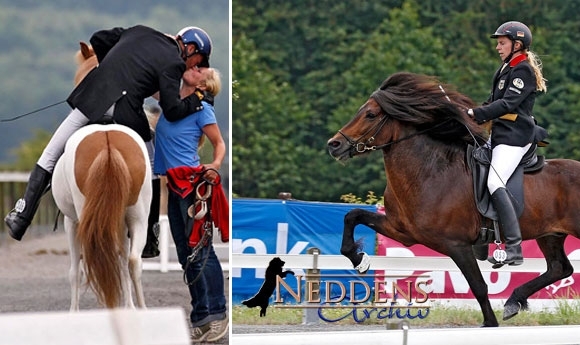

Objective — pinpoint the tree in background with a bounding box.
[0,130,51,171]
[233,0,580,201]
[0,1,229,166]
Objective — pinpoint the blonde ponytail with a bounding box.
[526,50,547,93]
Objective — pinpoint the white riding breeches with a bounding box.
[38,108,90,173]
[487,143,532,195]
[145,137,159,180]
[37,107,156,177]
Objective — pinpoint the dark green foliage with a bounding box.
[0,1,229,171]
[233,0,580,201]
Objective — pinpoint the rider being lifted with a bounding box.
[467,21,547,266]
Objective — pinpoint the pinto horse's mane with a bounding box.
[371,72,489,146]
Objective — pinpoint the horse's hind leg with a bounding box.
[504,235,573,320]
[120,239,134,308]
[127,212,147,308]
[65,217,81,312]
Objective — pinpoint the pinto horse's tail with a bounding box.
[77,140,131,308]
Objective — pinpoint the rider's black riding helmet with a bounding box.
[490,21,532,49]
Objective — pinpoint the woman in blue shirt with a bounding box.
[154,67,227,342]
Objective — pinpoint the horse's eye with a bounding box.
[366,112,377,119]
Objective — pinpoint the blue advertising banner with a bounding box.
[232,198,377,304]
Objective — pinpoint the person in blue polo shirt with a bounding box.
[154,66,228,343]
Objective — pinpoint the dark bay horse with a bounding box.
[327,71,580,327]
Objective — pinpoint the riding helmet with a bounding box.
[177,26,212,67]
[490,21,532,49]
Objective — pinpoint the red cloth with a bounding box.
[166,166,229,246]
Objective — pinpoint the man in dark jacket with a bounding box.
[5,25,213,244]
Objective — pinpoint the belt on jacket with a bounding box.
[499,113,518,121]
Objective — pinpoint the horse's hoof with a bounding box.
[503,302,520,321]
[354,252,370,274]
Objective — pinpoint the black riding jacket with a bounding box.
[67,25,203,141]
[473,54,537,148]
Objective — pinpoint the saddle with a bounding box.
[467,144,545,222]
[88,114,115,125]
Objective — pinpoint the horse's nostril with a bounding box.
[328,140,340,148]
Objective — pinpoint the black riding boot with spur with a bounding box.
[487,187,523,266]
[4,164,52,241]
[142,178,161,258]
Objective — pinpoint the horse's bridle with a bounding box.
[338,115,391,154]
[338,114,454,154]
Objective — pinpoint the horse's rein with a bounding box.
[0,100,67,123]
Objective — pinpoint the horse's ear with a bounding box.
[79,41,93,59]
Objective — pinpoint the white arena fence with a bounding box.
[233,325,580,345]
[232,252,580,310]
[0,307,190,345]
[232,252,580,345]
[143,215,229,272]
[232,252,580,273]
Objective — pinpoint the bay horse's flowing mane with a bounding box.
[371,72,489,146]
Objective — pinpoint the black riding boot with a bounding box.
[142,178,161,258]
[4,164,52,241]
[487,187,523,266]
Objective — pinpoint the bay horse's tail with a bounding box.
[77,141,131,308]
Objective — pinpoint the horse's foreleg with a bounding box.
[504,235,572,321]
[65,217,81,312]
[340,209,384,272]
[449,245,499,327]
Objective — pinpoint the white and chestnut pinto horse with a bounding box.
[51,42,151,310]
